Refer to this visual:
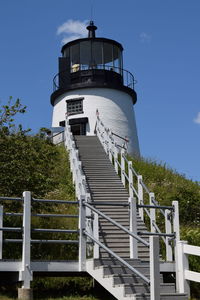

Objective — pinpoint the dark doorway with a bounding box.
[70,123,86,135]
[69,117,88,135]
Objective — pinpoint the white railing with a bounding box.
[95,113,200,296]
[0,192,79,293]
[96,114,180,261]
[177,241,200,296]
[65,119,162,299]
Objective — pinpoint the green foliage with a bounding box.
[0,135,60,197]
[0,97,28,136]
[130,157,200,226]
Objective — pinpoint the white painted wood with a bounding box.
[86,259,136,300]
[0,206,3,259]
[129,197,138,259]
[176,240,190,296]
[183,244,200,256]
[173,201,180,242]
[150,236,160,300]
[52,87,140,156]
[20,191,32,289]
[30,261,79,272]
[128,161,134,197]
[114,145,119,174]
[149,193,156,233]
[93,213,99,259]
[173,201,181,292]
[137,175,144,221]
[79,196,86,271]
[165,209,173,261]
[185,270,200,283]
[121,149,126,187]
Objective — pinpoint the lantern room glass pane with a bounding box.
[70,44,80,72]
[103,42,113,68]
[92,41,103,68]
[113,45,121,73]
[80,41,91,70]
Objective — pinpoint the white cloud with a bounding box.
[193,112,200,124]
[139,32,151,43]
[57,19,88,44]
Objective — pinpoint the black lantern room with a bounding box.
[51,21,137,105]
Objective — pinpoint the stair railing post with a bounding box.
[18,191,32,297]
[176,240,190,296]
[149,193,156,233]
[79,195,86,271]
[150,236,160,300]
[0,205,3,259]
[137,175,144,221]
[108,131,113,163]
[165,209,173,261]
[129,197,138,259]
[93,212,99,259]
[128,162,134,198]
[172,201,181,292]
[114,143,119,174]
[121,149,126,187]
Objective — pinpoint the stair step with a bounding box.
[101,265,150,275]
[123,282,176,294]
[112,274,163,284]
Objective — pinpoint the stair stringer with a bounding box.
[86,259,137,300]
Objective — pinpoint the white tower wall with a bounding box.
[52,88,140,156]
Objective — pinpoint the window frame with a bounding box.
[66,97,84,116]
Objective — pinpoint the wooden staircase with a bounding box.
[74,135,188,300]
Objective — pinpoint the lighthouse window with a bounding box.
[70,44,80,72]
[92,41,103,67]
[67,98,83,115]
[80,41,91,69]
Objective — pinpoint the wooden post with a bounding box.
[128,161,134,198]
[165,209,173,261]
[121,149,126,186]
[79,196,86,271]
[176,241,190,296]
[149,193,156,233]
[150,236,160,300]
[18,191,33,299]
[129,197,138,259]
[137,175,144,221]
[173,200,181,292]
[114,144,119,174]
[93,213,99,259]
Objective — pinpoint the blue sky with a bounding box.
[0,0,199,182]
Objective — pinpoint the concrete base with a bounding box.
[18,288,33,300]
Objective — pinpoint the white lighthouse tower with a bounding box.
[51,21,140,156]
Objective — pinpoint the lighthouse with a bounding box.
[51,21,140,156]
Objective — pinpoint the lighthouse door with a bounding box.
[69,117,88,136]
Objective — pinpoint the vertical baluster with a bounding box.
[93,213,99,259]
[128,161,133,197]
[18,191,33,299]
[121,149,126,186]
[129,197,138,259]
[150,236,160,300]
[149,193,156,233]
[137,175,144,221]
[165,209,173,261]
[173,200,181,292]
[79,196,86,271]
[114,144,119,174]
